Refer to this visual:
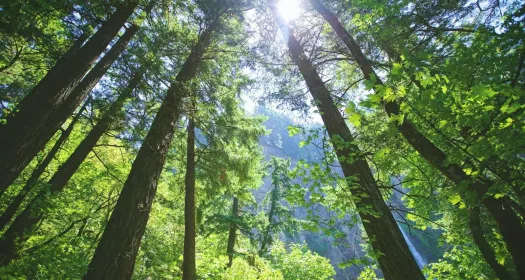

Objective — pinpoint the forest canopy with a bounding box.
[0,0,524,279]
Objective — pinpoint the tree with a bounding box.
[0,1,523,279]
[469,206,514,280]
[269,241,335,280]
[183,117,196,280]
[258,157,298,256]
[0,1,140,193]
[227,197,239,268]
[0,100,88,231]
[0,68,144,266]
[83,10,219,279]
[307,0,525,276]
[265,1,424,278]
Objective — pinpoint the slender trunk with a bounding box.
[183,118,196,280]
[227,197,239,268]
[0,1,138,193]
[308,0,525,275]
[259,186,278,255]
[77,217,89,237]
[470,206,516,280]
[0,70,143,266]
[0,100,88,231]
[267,2,424,279]
[83,25,215,280]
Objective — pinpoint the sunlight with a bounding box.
[277,0,302,22]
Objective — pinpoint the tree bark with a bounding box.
[227,197,239,268]
[0,100,88,231]
[54,31,92,69]
[83,25,215,280]
[0,1,138,194]
[0,32,90,198]
[470,206,516,280]
[506,197,525,220]
[308,0,525,276]
[0,70,143,267]
[183,118,196,280]
[267,1,425,279]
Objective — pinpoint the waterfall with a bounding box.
[399,225,427,269]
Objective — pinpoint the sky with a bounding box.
[239,0,326,126]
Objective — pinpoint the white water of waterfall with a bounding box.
[399,225,427,269]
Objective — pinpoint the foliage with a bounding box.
[268,241,335,280]
[0,0,524,279]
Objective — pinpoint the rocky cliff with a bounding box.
[254,107,443,279]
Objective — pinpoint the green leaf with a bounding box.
[287,125,301,137]
[496,252,506,265]
[472,84,497,98]
[463,168,478,176]
[494,193,505,199]
[448,194,462,205]
[500,118,513,129]
[483,105,495,111]
[369,94,382,103]
[348,113,362,127]
[345,103,357,115]
[391,63,403,75]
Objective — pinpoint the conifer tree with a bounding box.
[0,1,140,192]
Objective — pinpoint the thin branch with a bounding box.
[91,149,125,184]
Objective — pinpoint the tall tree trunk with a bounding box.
[267,1,425,279]
[40,22,140,155]
[259,185,278,256]
[308,0,525,275]
[0,100,88,231]
[54,31,92,68]
[0,70,143,266]
[227,197,239,268]
[470,206,516,280]
[83,25,216,280]
[0,1,138,193]
[0,32,90,198]
[183,118,196,280]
